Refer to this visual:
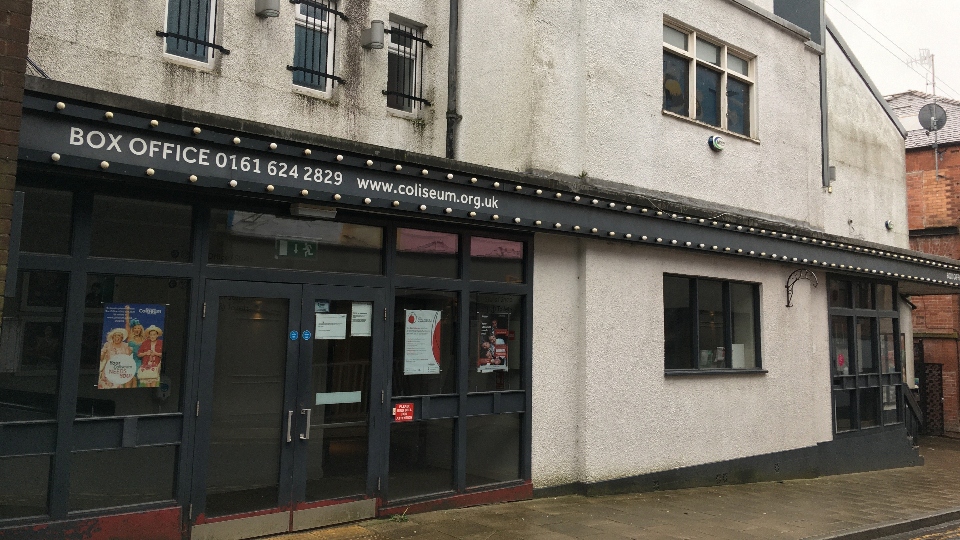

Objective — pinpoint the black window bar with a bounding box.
[288,0,347,88]
[159,0,230,59]
[384,22,432,111]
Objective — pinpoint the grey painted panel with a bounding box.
[17,99,959,291]
[191,511,289,540]
[291,499,376,531]
[0,422,57,456]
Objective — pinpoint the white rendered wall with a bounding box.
[28,0,449,157]
[456,0,825,230]
[823,33,909,248]
[532,234,833,487]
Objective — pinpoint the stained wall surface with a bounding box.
[823,30,908,248]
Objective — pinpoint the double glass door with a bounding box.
[192,280,384,538]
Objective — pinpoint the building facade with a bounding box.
[887,90,960,437]
[0,0,956,538]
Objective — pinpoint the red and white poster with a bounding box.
[404,310,442,375]
[478,313,509,373]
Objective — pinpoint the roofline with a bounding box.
[826,18,908,139]
[721,0,813,42]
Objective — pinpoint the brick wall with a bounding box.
[906,144,960,229]
[0,0,31,318]
[920,338,960,435]
[908,143,960,437]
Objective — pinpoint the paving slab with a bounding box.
[266,436,960,540]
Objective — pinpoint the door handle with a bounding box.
[286,410,293,443]
[300,408,312,440]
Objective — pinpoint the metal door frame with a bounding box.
[189,280,386,538]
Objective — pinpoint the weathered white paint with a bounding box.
[532,234,832,487]
[28,0,450,157]
[823,32,909,248]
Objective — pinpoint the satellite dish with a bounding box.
[919,103,948,131]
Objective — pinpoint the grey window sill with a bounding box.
[665,368,768,376]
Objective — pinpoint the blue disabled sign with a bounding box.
[303,330,312,340]
[289,330,299,341]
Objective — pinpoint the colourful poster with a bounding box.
[404,310,441,375]
[478,313,509,373]
[98,303,166,389]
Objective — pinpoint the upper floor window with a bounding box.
[663,275,761,372]
[385,18,431,112]
[663,22,754,137]
[162,0,228,64]
[289,0,345,92]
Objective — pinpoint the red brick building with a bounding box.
[888,90,960,436]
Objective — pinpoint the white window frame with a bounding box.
[291,0,337,97]
[662,20,756,139]
[386,17,428,115]
[162,0,219,69]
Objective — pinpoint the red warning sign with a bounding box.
[393,402,414,422]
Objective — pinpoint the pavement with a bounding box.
[267,436,960,540]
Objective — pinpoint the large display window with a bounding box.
[1,182,533,526]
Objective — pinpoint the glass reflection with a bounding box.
[0,271,68,423]
[470,237,523,283]
[466,414,521,487]
[209,210,383,274]
[396,229,458,278]
[389,419,454,501]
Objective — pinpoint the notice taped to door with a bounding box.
[404,310,441,375]
[351,302,373,337]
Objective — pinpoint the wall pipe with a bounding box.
[445,0,461,159]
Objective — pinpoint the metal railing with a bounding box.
[384,22,432,110]
[287,0,346,88]
[902,382,923,444]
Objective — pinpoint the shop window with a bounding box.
[392,290,458,396]
[468,293,523,392]
[68,446,177,511]
[388,419,454,501]
[209,209,383,274]
[386,18,431,112]
[663,21,754,137]
[163,0,220,64]
[19,187,72,255]
[829,277,902,433]
[470,237,524,283]
[77,275,189,417]
[663,275,761,371]
[465,414,521,487]
[396,228,458,279]
[0,455,51,519]
[290,0,343,93]
[0,270,69,422]
[91,196,193,262]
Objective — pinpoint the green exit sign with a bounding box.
[278,240,317,258]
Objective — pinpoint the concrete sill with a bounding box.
[665,368,768,376]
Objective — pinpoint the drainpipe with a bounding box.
[445,0,462,159]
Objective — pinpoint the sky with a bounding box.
[825,0,960,102]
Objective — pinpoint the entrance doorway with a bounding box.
[191,280,385,539]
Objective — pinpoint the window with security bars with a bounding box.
[385,19,431,112]
[160,0,229,63]
[289,0,345,91]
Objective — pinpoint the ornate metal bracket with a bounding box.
[786,269,818,307]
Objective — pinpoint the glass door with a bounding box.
[191,281,383,539]
[291,286,384,531]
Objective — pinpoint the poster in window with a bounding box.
[404,310,441,375]
[98,303,166,389]
[478,313,509,373]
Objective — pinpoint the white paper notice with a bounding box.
[404,309,441,375]
[315,313,347,340]
[351,302,373,337]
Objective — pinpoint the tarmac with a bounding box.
[268,436,960,540]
